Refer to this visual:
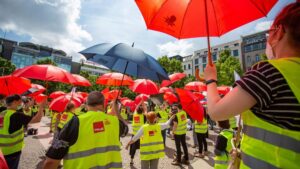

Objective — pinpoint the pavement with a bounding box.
[19,117,217,169]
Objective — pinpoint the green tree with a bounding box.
[157,56,183,74]
[260,53,268,60]
[216,50,243,86]
[36,58,57,66]
[0,57,16,76]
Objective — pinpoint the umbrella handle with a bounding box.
[195,68,205,82]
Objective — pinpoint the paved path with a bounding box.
[20,117,217,169]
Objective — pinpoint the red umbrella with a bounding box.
[34,94,48,103]
[159,87,173,93]
[12,64,76,84]
[0,75,31,96]
[130,79,159,95]
[49,91,66,99]
[135,0,277,65]
[193,92,205,100]
[103,90,122,100]
[217,86,231,95]
[77,92,88,99]
[184,81,207,92]
[28,84,46,96]
[135,94,149,104]
[49,95,81,113]
[163,92,178,104]
[97,72,133,86]
[176,88,204,122]
[161,73,186,87]
[72,74,92,87]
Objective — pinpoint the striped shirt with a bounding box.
[235,61,300,131]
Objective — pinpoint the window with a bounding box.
[184,65,186,70]
[202,64,207,72]
[233,49,239,57]
[224,45,229,48]
[202,57,207,63]
[195,58,199,65]
[212,53,217,61]
[253,43,259,50]
[247,56,251,64]
[255,54,260,62]
[213,48,218,51]
[195,65,199,70]
[188,64,191,69]
[234,43,239,46]
[244,45,252,52]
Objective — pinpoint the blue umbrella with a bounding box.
[80,43,169,82]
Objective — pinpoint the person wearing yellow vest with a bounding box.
[126,111,174,169]
[129,101,147,165]
[50,111,60,133]
[171,104,190,165]
[57,102,76,132]
[120,106,128,121]
[204,3,300,168]
[0,94,45,169]
[194,110,208,158]
[43,91,123,169]
[156,103,169,146]
[214,120,234,169]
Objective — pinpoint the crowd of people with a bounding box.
[0,2,299,169]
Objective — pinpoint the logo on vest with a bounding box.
[61,114,68,121]
[181,114,186,121]
[134,116,140,123]
[149,130,155,136]
[93,121,105,133]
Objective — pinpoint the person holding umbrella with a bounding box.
[57,102,76,132]
[171,104,190,165]
[204,2,300,169]
[126,111,174,169]
[0,94,45,169]
[156,103,169,146]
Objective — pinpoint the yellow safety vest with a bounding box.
[58,112,74,129]
[229,117,237,129]
[214,129,234,169]
[63,111,122,169]
[120,108,128,120]
[51,112,60,132]
[140,124,165,160]
[132,113,144,135]
[24,108,32,116]
[75,107,85,116]
[0,110,24,155]
[240,58,300,169]
[157,110,168,123]
[174,111,187,135]
[195,118,208,134]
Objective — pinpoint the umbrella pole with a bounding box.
[117,62,129,98]
[204,0,213,66]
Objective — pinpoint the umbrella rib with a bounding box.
[178,0,192,39]
[248,0,269,17]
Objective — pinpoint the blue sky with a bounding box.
[0,0,295,62]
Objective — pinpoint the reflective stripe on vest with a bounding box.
[140,124,165,160]
[195,118,208,133]
[63,111,122,169]
[0,109,24,155]
[132,113,144,135]
[174,111,187,135]
[240,58,300,169]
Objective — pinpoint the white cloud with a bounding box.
[254,20,273,32]
[0,0,92,61]
[157,40,194,57]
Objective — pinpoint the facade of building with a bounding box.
[80,60,110,76]
[0,38,17,60]
[183,39,242,76]
[241,30,267,70]
[170,55,183,62]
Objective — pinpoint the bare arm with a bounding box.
[30,101,46,124]
[43,158,61,169]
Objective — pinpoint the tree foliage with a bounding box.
[0,57,16,76]
[36,58,57,66]
[216,50,243,86]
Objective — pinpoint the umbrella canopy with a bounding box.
[193,92,205,100]
[135,94,149,105]
[130,79,159,95]
[0,75,31,96]
[49,95,81,113]
[103,90,122,100]
[97,72,133,86]
[12,64,76,84]
[163,92,178,104]
[159,87,173,93]
[34,94,48,103]
[176,88,204,122]
[49,91,66,99]
[184,81,207,92]
[161,73,186,87]
[28,84,46,96]
[72,74,92,87]
[135,0,277,65]
[77,92,89,99]
[80,43,169,81]
[217,86,231,95]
